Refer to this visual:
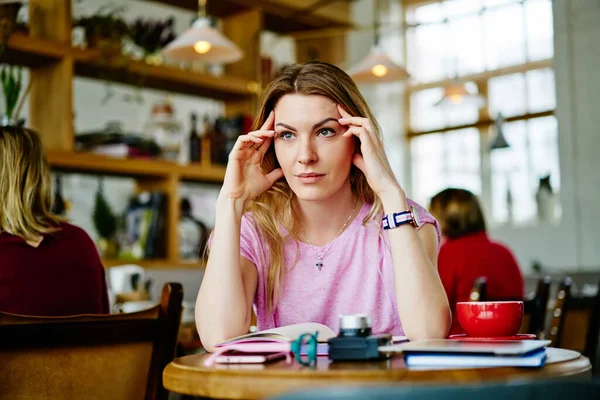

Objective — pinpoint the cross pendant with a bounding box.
[316,260,323,271]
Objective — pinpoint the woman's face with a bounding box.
[273,94,356,201]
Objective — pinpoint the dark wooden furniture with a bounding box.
[0,282,183,400]
[547,277,600,371]
[469,276,552,337]
[162,348,591,400]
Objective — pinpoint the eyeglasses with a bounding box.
[291,331,319,366]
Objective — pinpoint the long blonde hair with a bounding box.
[0,126,62,242]
[249,61,397,313]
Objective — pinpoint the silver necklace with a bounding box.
[301,201,357,271]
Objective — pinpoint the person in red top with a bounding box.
[0,126,109,316]
[429,188,524,335]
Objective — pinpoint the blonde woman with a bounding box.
[0,126,108,316]
[196,61,450,350]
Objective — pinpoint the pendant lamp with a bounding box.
[161,0,243,64]
[490,112,510,150]
[348,0,410,84]
[434,83,486,108]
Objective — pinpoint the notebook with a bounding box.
[379,339,551,356]
[404,347,547,368]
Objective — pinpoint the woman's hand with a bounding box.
[338,105,402,199]
[220,111,283,205]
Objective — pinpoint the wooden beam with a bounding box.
[223,8,262,116]
[408,59,554,92]
[407,110,555,138]
[28,0,73,152]
[144,0,352,33]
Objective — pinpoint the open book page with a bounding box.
[217,322,336,346]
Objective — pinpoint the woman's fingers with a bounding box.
[260,110,275,131]
[342,126,375,148]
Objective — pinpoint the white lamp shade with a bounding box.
[161,17,243,64]
[348,46,410,84]
[434,83,486,108]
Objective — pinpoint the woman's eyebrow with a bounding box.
[312,118,338,130]
[275,117,338,132]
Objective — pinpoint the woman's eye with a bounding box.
[317,128,335,137]
[279,131,295,140]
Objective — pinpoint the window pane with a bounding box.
[410,129,481,208]
[449,15,485,76]
[410,88,445,132]
[526,68,556,112]
[445,82,481,126]
[445,0,482,19]
[408,24,447,82]
[528,116,560,193]
[412,3,445,24]
[445,128,482,193]
[484,3,525,69]
[489,73,526,118]
[484,0,521,6]
[526,0,553,60]
[411,133,445,206]
[490,121,534,224]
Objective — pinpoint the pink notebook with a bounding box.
[203,322,336,367]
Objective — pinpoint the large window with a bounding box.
[405,0,558,226]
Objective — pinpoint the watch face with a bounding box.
[410,205,421,228]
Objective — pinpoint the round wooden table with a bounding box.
[163,347,591,399]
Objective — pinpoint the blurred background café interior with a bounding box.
[0,0,599,397]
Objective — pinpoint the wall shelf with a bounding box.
[73,48,258,100]
[3,33,258,100]
[102,258,205,269]
[47,150,227,183]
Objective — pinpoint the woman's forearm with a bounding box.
[381,189,451,341]
[196,196,251,350]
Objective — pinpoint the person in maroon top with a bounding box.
[429,188,524,335]
[0,126,109,316]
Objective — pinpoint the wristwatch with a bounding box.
[382,205,421,230]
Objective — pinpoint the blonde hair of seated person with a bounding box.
[0,126,62,243]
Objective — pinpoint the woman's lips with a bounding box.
[296,173,325,184]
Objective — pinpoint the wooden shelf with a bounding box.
[4,33,257,100]
[102,258,206,269]
[73,48,258,100]
[148,0,353,34]
[47,150,227,183]
[0,34,70,67]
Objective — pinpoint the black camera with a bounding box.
[328,314,392,361]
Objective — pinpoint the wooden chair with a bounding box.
[469,276,552,337]
[547,276,600,371]
[0,282,183,400]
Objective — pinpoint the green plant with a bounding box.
[93,178,118,239]
[1,65,22,121]
[74,4,129,44]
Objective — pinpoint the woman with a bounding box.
[0,126,109,316]
[196,61,451,350]
[429,188,524,335]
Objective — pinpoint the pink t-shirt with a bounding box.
[240,199,440,336]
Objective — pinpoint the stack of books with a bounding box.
[379,339,550,369]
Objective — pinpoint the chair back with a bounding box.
[0,282,183,400]
[547,276,600,371]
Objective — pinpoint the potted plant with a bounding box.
[128,16,176,65]
[74,4,128,54]
[0,64,28,126]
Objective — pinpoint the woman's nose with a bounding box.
[297,137,317,165]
